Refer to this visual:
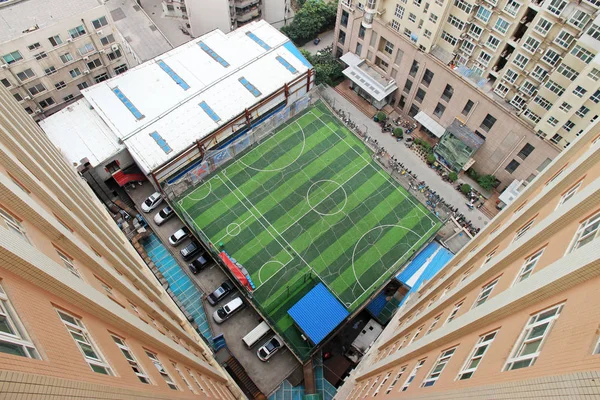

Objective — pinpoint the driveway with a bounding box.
[128,183,300,396]
[300,29,334,53]
[321,86,490,230]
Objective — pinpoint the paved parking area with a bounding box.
[127,183,300,396]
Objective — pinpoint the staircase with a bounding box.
[225,356,265,400]
[111,169,147,187]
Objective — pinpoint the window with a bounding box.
[108,49,122,61]
[476,6,492,22]
[563,120,575,132]
[403,79,413,94]
[445,301,463,324]
[462,100,474,116]
[429,13,438,23]
[38,97,55,108]
[27,42,41,51]
[569,211,600,252]
[592,89,600,103]
[517,143,534,159]
[56,249,81,278]
[13,93,23,102]
[542,48,560,66]
[469,24,483,39]
[557,63,579,81]
[34,52,47,61]
[415,88,426,103]
[401,360,426,391]
[112,336,151,383]
[16,68,35,82]
[145,350,178,390]
[87,59,102,69]
[504,159,520,174]
[494,83,509,98]
[409,326,424,345]
[55,81,67,90]
[513,217,535,241]
[78,43,95,56]
[2,50,23,64]
[338,30,346,45]
[569,9,590,29]
[63,94,74,102]
[0,208,30,244]
[553,30,574,50]
[69,68,82,79]
[571,45,595,64]
[478,50,492,65]
[0,284,40,359]
[457,331,497,380]
[409,12,417,22]
[569,86,587,100]
[504,0,521,16]
[522,36,540,53]
[77,82,89,90]
[114,64,128,75]
[534,18,552,36]
[545,80,565,96]
[24,107,33,114]
[530,65,548,81]
[395,4,405,18]
[441,84,453,102]
[421,348,456,387]
[494,17,510,34]
[91,16,109,30]
[48,35,62,47]
[550,133,562,143]
[100,34,115,46]
[359,25,366,39]
[576,105,590,118]
[505,304,563,370]
[454,0,473,14]
[547,0,567,16]
[472,278,499,308]
[425,315,441,335]
[448,15,465,30]
[533,95,551,110]
[1,78,10,88]
[460,40,475,55]
[433,102,445,118]
[386,367,406,394]
[588,23,600,40]
[44,66,57,76]
[172,362,195,393]
[513,248,544,285]
[588,68,600,81]
[60,53,74,64]
[68,25,86,39]
[441,31,458,46]
[57,310,113,374]
[513,53,529,69]
[480,114,496,132]
[519,80,537,96]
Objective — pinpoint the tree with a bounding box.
[280,0,337,45]
[301,49,344,86]
[448,172,458,182]
[460,184,472,194]
[477,174,498,190]
[426,154,436,164]
[393,127,403,138]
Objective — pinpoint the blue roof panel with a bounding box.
[288,283,349,344]
[396,242,439,283]
[366,292,387,317]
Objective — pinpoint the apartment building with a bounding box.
[0,85,242,398]
[333,101,600,398]
[334,0,600,187]
[0,0,138,120]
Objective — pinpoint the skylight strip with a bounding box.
[157,60,190,90]
[238,77,261,97]
[276,56,298,74]
[111,87,144,120]
[246,32,271,50]
[199,101,221,122]
[149,131,172,154]
[198,42,229,67]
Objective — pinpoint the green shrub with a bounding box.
[448,172,458,182]
[279,0,337,46]
[477,174,498,190]
[467,168,480,180]
[460,184,472,194]
[426,154,436,164]
[376,111,387,122]
[393,127,403,137]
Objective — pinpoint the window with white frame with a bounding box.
[522,36,540,53]
[542,48,561,66]
[534,17,553,36]
[513,53,529,69]
[395,4,405,18]
[454,0,473,14]
[588,68,600,81]
[385,366,406,394]
[478,50,492,65]
[504,68,518,83]
[409,12,417,22]
[429,13,438,23]
[461,40,475,54]
[504,0,521,16]
[476,6,492,22]
[373,372,390,396]
[504,304,564,370]
[573,85,587,98]
[545,80,565,95]
[56,249,82,279]
[365,376,380,398]
[421,348,456,387]
[530,65,548,81]
[554,30,575,49]
[485,34,501,51]
[576,105,590,117]
[0,208,30,243]
[424,29,432,38]
[547,0,567,16]
[409,326,424,345]
[112,336,151,384]
[187,369,208,394]
[557,63,579,81]
[56,310,113,374]
[513,248,544,285]
[559,102,572,112]
[145,350,178,390]
[494,83,510,97]
[513,218,536,243]
[563,120,575,132]
[445,301,463,324]
[568,9,590,29]
[472,278,499,308]
[469,23,483,39]
[172,362,195,393]
[441,283,453,298]
[494,17,510,34]
[510,94,526,109]
[571,45,595,64]
[457,331,497,379]
[461,268,472,282]
[425,315,441,335]
[0,284,40,359]
[520,80,537,96]
[533,95,552,110]
[401,360,426,391]
[523,109,541,123]
[569,211,600,252]
[592,89,600,103]
[587,23,600,40]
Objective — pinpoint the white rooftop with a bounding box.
[0,0,102,44]
[42,20,311,175]
[40,99,124,168]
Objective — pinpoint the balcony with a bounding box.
[236,5,260,22]
[235,0,260,8]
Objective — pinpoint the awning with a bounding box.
[340,52,397,102]
[414,111,446,138]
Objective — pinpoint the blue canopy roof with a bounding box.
[288,283,349,345]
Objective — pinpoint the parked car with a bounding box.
[213,297,244,324]
[188,253,210,274]
[141,192,163,213]
[153,206,175,225]
[180,241,201,260]
[313,37,321,45]
[207,279,234,305]
[168,227,190,246]
[257,335,284,361]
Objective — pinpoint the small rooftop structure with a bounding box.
[435,119,485,171]
[40,20,312,176]
[0,0,101,43]
[340,52,397,102]
[288,283,349,345]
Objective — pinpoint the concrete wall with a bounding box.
[186,0,232,36]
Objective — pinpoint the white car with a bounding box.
[153,206,174,225]
[141,192,163,213]
[257,335,284,361]
[168,227,190,246]
[212,297,244,324]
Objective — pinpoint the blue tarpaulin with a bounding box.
[288,283,349,345]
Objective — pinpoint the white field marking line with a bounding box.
[184,181,212,201]
[347,219,439,309]
[257,260,285,284]
[214,215,255,244]
[350,224,421,291]
[310,111,437,226]
[306,180,348,216]
[238,120,307,172]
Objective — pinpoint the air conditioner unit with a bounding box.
[1,64,8,69]
[96,30,103,35]
[24,95,31,100]
[111,44,119,51]
[83,56,89,61]
[99,49,105,53]
[83,69,90,74]
[35,109,42,114]
[67,38,73,43]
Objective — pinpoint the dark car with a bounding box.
[207,279,234,306]
[180,241,201,260]
[188,253,210,274]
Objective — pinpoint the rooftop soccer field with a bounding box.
[176,102,441,358]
